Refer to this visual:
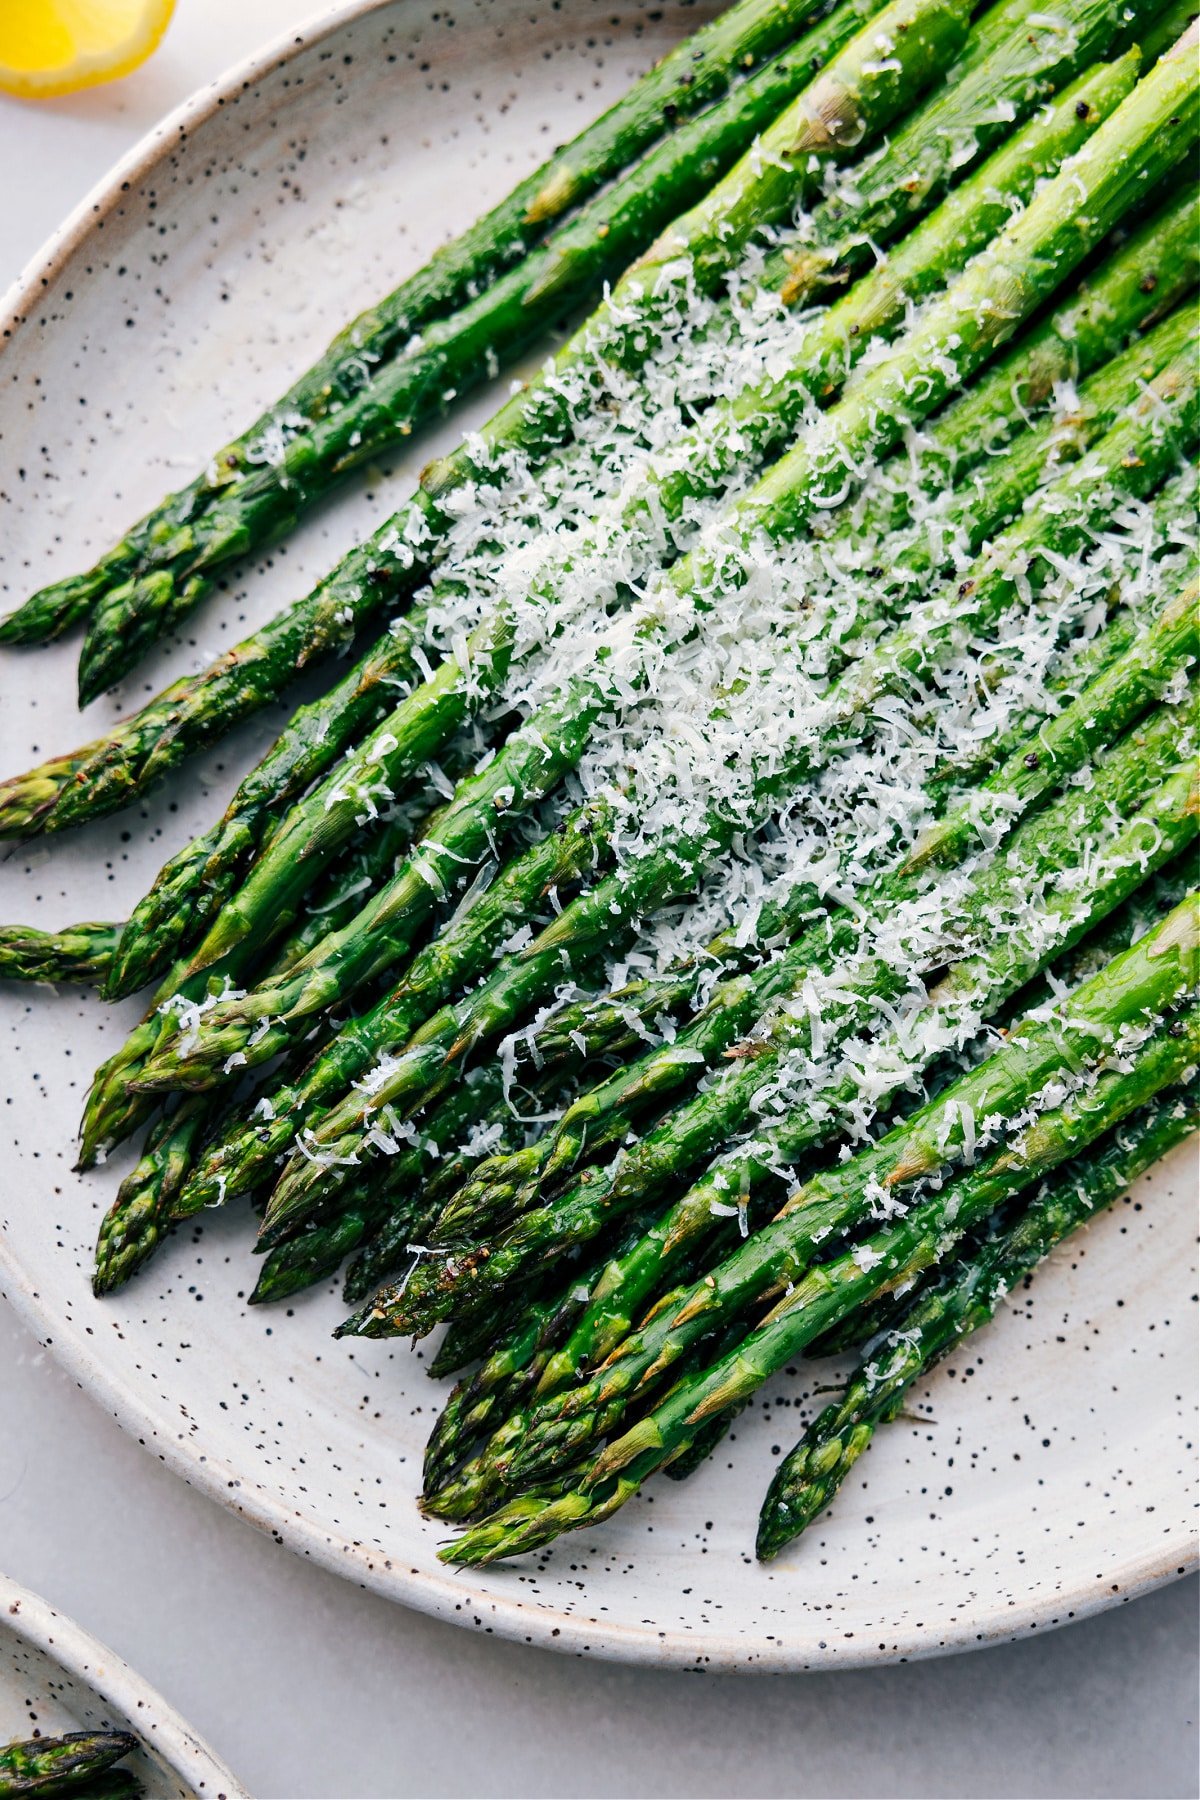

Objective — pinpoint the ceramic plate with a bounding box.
[0,1574,246,1797]
[0,0,1196,1672]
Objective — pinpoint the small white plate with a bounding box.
[0,0,1196,1670]
[0,1574,246,1798]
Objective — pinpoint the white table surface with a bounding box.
[0,6,1196,1797]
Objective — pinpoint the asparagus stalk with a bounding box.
[444,990,1200,1562]
[173,264,1165,1144]
[291,52,1151,972]
[125,47,1200,1114]
[247,1055,531,1303]
[381,700,1196,1374]
[465,312,1196,1076]
[0,0,833,652]
[28,237,1177,865]
[916,177,1199,470]
[904,572,1199,872]
[209,345,1200,1241]
[0,920,119,985]
[755,0,1168,304]
[420,1194,746,1504]
[156,0,1163,722]
[261,804,421,976]
[1,0,1154,860]
[152,323,1142,1236]
[0,1730,138,1797]
[1136,0,1200,68]
[257,596,1200,1284]
[2,4,1027,1067]
[336,1073,550,1308]
[42,307,1158,1015]
[93,1097,214,1295]
[806,843,1197,1357]
[755,1077,1200,1557]
[98,601,453,1000]
[924,462,1199,796]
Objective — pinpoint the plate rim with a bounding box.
[1,0,392,335]
[1,0,1196,1673]
[0,1571,249,1796]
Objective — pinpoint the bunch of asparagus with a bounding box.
[0,0,1195,1568]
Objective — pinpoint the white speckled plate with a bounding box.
[0,1574,246,1797]
[0,0,1196,1672]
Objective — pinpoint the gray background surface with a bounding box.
[0,5,1196,1796]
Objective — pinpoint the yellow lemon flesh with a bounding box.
[0,0,176,98]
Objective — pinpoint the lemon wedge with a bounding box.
[0,0,175,98]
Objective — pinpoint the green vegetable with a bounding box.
[0,921,119,985]
[0,1730,138,1799]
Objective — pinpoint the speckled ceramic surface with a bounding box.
[0,0,1196,1672]
[0,1575,246,1797]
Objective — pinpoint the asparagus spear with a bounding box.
[125,46,1200,1113]
[806,843,1198,1357]
[904,572,1200,872]
[754,0,1168,304]
[917,178,1199,471]
[82,63,1200,1245]
[262,51,1151,968]
[0,920,119,985]
[205,342,1200,1240]
[755,1077,1200,1558]
[924,462,1199,796]
[420,1191,747,1503]
[98,0,1149,702]
[97,600,452,1001]
[0,0,831,651]
[444,990,1200,1562]
[0,1,1015,1051]
[3,1,1175,862]
[437,323,1198,1083]
[247,1056,535,1304]
[247,1051,537,1305]
[377,701,1196,1369]
[253,850,607,1227]
[1132,0,1199,68]
[0,1730,138,1798]
[93,1097,214,1295]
